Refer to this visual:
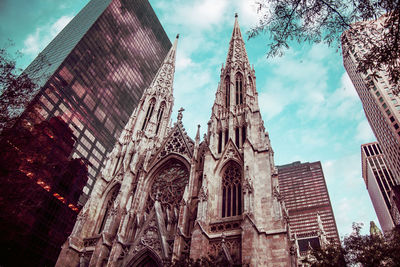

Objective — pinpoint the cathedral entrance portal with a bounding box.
[127,248,163,267]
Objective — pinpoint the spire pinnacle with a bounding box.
[145,34,179,94]
[195,124,201,142]
[225,14,250,68]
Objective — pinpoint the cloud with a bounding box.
[22,15,73,56]
[258,80,290,120]
[258,44,330,120]
[158,0,229,31]
[233,0,259,28]
[322,155,379,236]
[355,119,375,143]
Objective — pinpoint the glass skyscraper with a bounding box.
[13,0,171,203]
[0,0,171,265]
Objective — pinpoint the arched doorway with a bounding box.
[127,248,163,267]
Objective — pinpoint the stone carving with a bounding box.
[243,166,253,193]
[102,143,122,181]
[222,146,240,162]
[134,218,162,256]
[148,160,189,209]
[243,166,253,213]
[209,221,241,233]
[155,125,193,163]
[273,185,289,221]
[209,237,241,264]
[198,174,208,201]
[177,107,184,121]
[83,237,99,247]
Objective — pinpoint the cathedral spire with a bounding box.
[147,34,179,95]
[118,34,179,143]
[225,14,250,69]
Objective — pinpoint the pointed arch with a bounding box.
[143,154,190,213]
[125,247,163,267]
[221,161,243,218]
[142,98,156,131]
[155,101,166,135]
[235,73,243,105]
[97,183,120,234]
[224,75,230,108]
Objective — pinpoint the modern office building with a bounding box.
[342,17,400,183]
[361,142,399,232]
[2,0,171,204]
[277,161,340,252]
[0,0,171,265]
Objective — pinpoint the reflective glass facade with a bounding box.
[0,0,171,265]
[277,161,339,244]
[25,0,171,203]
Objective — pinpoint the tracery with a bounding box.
[222,162,242,217]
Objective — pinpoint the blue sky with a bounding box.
[0,0,378,237]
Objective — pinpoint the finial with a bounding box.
[176,34,179,39]
[195,124,201,141]
[177,107,185,121]
[235,13,238,18]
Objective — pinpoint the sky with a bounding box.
[0,0,379,237]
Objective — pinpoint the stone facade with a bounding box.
[56,16,296,267]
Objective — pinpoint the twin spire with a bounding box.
[146,34,179,95]
[225,13,251,69]
[148,14,249,96]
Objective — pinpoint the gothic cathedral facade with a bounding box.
[57,16,296,267]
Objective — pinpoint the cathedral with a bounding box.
[56,15,297,266]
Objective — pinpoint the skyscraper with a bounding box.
[2,0,171,204]
[0,0,171,265]
[57,15,296,267]
[361,142,398,232]
[342,18,400,183]
[277,161,339,253]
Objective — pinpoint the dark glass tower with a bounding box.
[0,0,171,266]
[7,0,171,203]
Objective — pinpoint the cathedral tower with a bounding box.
[189,14,294,266]
[57,15,295,267]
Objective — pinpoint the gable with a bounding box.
[215,138,243,172]
[149,120,194,168]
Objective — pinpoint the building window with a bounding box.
[235,73,243,105]
[155,103,165,135]
[225,76,230,108]
[235,127,240,147]
[141,99,155,131]
[242,126,246,145]
[98,184,120,233]
[222,162,242,218]
[218,131,222,153]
